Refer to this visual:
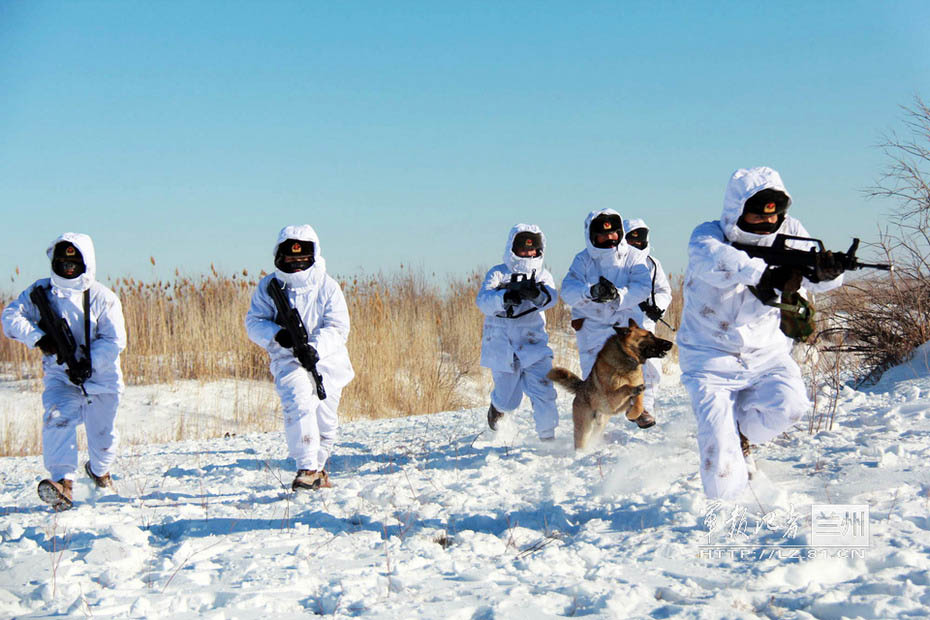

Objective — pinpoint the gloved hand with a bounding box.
[503,290,522,306]
[36,335,58,357]
[303,344,320,366]
[756,265,796,292]
[518,280,542,301]
[812,250,846,282]
[274,329,294,349]
[638,300,664,322]
[589,276,619,303]
[66,358,92,386]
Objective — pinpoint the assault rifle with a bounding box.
[499,270,549,318]
[266,277,327,400]
[502,271,540,299]
[732,235,893,280]
[29,285,91,398]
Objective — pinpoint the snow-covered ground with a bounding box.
[1,353,929,619]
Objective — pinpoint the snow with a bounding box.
[1,359,930,619]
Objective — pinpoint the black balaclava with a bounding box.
[274,238,315,273]
[589,213,623,249]
[511,231,543,257]
[736,188,789,235]
[625,227,648,251]
[51,242,86,279]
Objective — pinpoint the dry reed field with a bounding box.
[0,266,683,455]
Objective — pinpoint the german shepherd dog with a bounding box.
[548,319,674,450]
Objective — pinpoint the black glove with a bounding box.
[66,358,92,386]
[756,266,796,292]
[812,250,845,282]
[517,280,542,301]
[303,344,320,366]
[36,335,58,357]
[274,329,294,349]
[503,290,522,306]
[638,300,664,322]
[589,276,619,303]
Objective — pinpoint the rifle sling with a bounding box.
[83,289,91,370]
[647,255,657,307]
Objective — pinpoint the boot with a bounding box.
[738,429,756,478]
[84,461,113,489]
[291,469,333,492]
[37,478,73,511]
[631,410,656,429]
[739,430,751,458]
[487,404,504,430]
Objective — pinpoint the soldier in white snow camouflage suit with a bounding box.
[246,225,354,492]
[677,167,846,499]
[623,218,673,428]
[477,224,560,440]
[2,233,127,510]
[560,209,655,428]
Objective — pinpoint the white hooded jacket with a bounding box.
[476,224,559,372]
[560,209,652,376]
[622,217,673,334]
[677,167,844,363]
[245,225,354,392]
[1,233,127,394]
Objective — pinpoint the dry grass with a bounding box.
[1,267,491,420]
[1,265,684,455]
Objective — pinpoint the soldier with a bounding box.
[560,209,654,428]
[677,167,846,498]
[245,225,354,491]
[2,233,127,510]
[477,224,560,440]
[622,218,673,428]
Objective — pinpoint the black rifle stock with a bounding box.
[266,277,327,400]
[29,284,90,398]
[732,235,893,278]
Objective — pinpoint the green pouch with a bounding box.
[776,292,816,343]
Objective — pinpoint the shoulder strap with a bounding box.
[647,255,657,306]
[83,289,92,364]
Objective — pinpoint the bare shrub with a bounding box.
[819,97,930,383]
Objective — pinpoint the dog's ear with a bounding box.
[612,324,626,337]
[628,318,638,329]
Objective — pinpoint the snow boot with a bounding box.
[738,430,756,478]
[487,404,504,430]
[37,478,73,511]
[739,430,751,458]
[631,410,656,429]
[291,469,333,492]
[84,461,113,489]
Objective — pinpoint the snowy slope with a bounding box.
[1,362,929,619]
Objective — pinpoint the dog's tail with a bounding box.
[547,367,583,393]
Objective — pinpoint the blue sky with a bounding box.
[2,1,928,288]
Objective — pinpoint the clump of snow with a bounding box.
[876,340,930,386]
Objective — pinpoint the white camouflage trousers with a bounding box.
[42,383,120,482]
[490,354,559,438]
[275,367,340,472]
[680,352,808,499]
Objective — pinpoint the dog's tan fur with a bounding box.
[548,319,674,450]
